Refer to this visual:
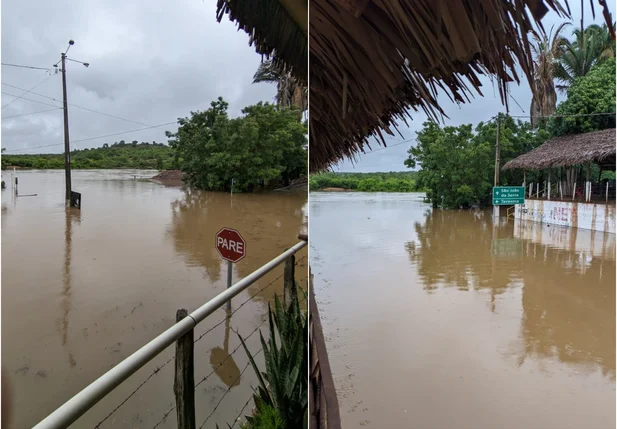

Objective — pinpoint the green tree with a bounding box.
[167,97,307,192]
[405,117,548,209]
[554,23,616,91]
[253,60,307,111]
[550,58,616,136]
[529,23,570,127]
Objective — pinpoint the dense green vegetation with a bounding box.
[405,116,550,209]
[550,58,616,135]
[2,141,174,170]
[530,22,615,124]
[232,289,307,429]
[167,97,307,192]
[309,171,420,192]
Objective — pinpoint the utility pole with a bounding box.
[494,115,501,187]
[61,51,72,207]
[493,115,502,219]
[56,40,88,208]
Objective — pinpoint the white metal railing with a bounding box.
[33,240,308,429]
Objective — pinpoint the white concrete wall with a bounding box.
[514,200,616,233]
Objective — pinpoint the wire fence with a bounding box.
[152,280,309,429]
[92,255,308,429]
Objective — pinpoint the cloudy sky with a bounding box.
[1,0,275,154]
[2,2,613,164]
[334,1,615,173]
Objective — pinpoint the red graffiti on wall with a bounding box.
[551,206,570,222]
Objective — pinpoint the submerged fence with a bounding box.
[523,180,616,203]
[33,238,308,429]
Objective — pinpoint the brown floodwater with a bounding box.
[1,170,307,429]
[310,192,615,429]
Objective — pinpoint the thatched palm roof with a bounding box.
[502,128,616,170]
[309,0,614,171]
[216,0,307,82]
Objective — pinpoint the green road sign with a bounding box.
[492,186,525,205]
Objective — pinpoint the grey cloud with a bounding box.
[2,0,275,153]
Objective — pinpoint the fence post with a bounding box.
[284,254,296,308]
[174,309,196,429]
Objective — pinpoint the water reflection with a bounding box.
[406,210,515,297]
[168,189,307,302]
[406,210,615,379]
[61,208,81,368]
[209,310,241,388]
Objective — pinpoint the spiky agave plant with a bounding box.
[233,284,308,429]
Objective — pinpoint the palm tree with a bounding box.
[253,59,307,112]
[529,23,570,128]
[554,23,616,91]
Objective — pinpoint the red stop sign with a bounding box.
[215,227,246,263]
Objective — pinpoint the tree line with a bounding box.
[310,171,420,192]
[2,97,308,193]
[2,141,174,170]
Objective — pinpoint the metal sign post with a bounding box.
[215,227,247,310]
[226,261,233,311]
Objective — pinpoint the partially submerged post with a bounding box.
[174,309,196,429]
[493,116,501,219]
[284,254,296,308]
[586,162,591,201]
[61,52,72,207]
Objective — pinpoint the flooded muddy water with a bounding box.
[310,192,615,429]
[1,170,307,428]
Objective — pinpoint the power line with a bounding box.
[360,138,416,155]
[509,112,616,119]
[72,121,177,144]
[0,91,61,109]
[1,62,50,71]
[3,120,177,153]
[3,142,62,153]
[2,75,55,109]
[2,108,63,119]
[1,82,152,127]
